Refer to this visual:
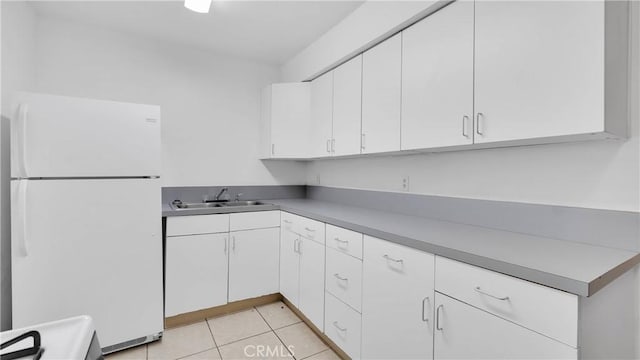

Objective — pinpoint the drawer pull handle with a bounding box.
[283,219,292,224]
[421,296,430,323]
[304,227,316,232]
[436,304,444,331]
[334,273,348,282]
[383,254,403,263]
[334,237,349,249]
[333,321,347,332]
[474,286,509,301]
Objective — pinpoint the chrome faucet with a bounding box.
[215,187,229,201]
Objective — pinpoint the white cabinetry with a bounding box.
[433,293,577,360]
[165,214,230,317]
[332,55,363,156]
[228,227,280,302]
[401,1,474,150]
[310,71,334,158]
[166,211,280,317]
[434,256,578,359]
[361,33,402,154]
[279,212,326,330]
[362,236,435,359]
[473,0,626,143]
[260,83,310,159]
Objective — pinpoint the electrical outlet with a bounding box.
[401,176,410,191]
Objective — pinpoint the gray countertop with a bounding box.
[163,199,640,297]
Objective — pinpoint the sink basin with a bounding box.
[171,200,267,210]
[173,202,223,209]
[222,201,265,207]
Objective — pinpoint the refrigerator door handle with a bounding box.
[12,180,29,257]
[13,104,29,178]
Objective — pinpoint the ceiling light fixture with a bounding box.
[184,0,212,13]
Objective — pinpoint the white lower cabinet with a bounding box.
[279,228,300,305]
[165,233,228,317]
[361,236,435,359]
[433,293,577,359]
[279,219,326,330]
[228,228,280,302]
[324,292,362,359]
[298,238,326,330]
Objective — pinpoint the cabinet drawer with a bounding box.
[298,217,325,244]
[281,211,297,233]
[230,210,280,231]
[435,256,578,347]
[326,224,363,259]
[325,292,362,359]
[166,214,230,236]
[326,247,362,312]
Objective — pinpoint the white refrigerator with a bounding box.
[10,92,164,353]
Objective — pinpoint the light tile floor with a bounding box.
[106,301,341,360]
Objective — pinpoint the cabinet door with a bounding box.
[228,228,280,302]
[433,293,577,360]
[361,33,402,154]
[298,238,325,331]
[310,71,334,158]
[279,229,300,305]
[362,236,435,359]
[401,1,474,150]
[270,83,310,157]
[166,233,228,317]
[332,55,363,156]
[474,1,604,143]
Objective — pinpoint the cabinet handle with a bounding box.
[304,227,315,232]
[331,138,335,153]
[293,238,299,253]
[271,143,275,155]
[383,254,403,264]
[436,304,444,331]
[297,238,302,254]
[224,237,228,254]
[283,219,291,224]
[334,273,348,282]
[462,115,470,138]
[361,133,366,150]
[326,139,331,153]
[334,237,349,249]
[421,296,430,323]
[332,321,347,332]
[474,286,509,301]
[232,236,236,251]
[476,113,484,135]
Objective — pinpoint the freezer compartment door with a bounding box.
[11,92,160,178]
[11,178,163,348]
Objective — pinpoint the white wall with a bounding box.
[0,0,37,331]
[33,14,307,187]
[281,1,441,81]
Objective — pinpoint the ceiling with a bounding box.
[30,1,364,65]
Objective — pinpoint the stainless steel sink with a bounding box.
[222,201,265,207]
[172,202,224,209]
[171,199,267,210]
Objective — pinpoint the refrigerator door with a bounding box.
[11,178,163,349]
[11,92,160,178]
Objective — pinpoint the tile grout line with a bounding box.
[204,318,223,360]
[254,305,298,359]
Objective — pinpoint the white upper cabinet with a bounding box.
[332,55,363,156]
[401,1,474,150]
[260,83,310,158]
[361,33,402,154]
[310,71,334,158]
[473,1,622,143]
